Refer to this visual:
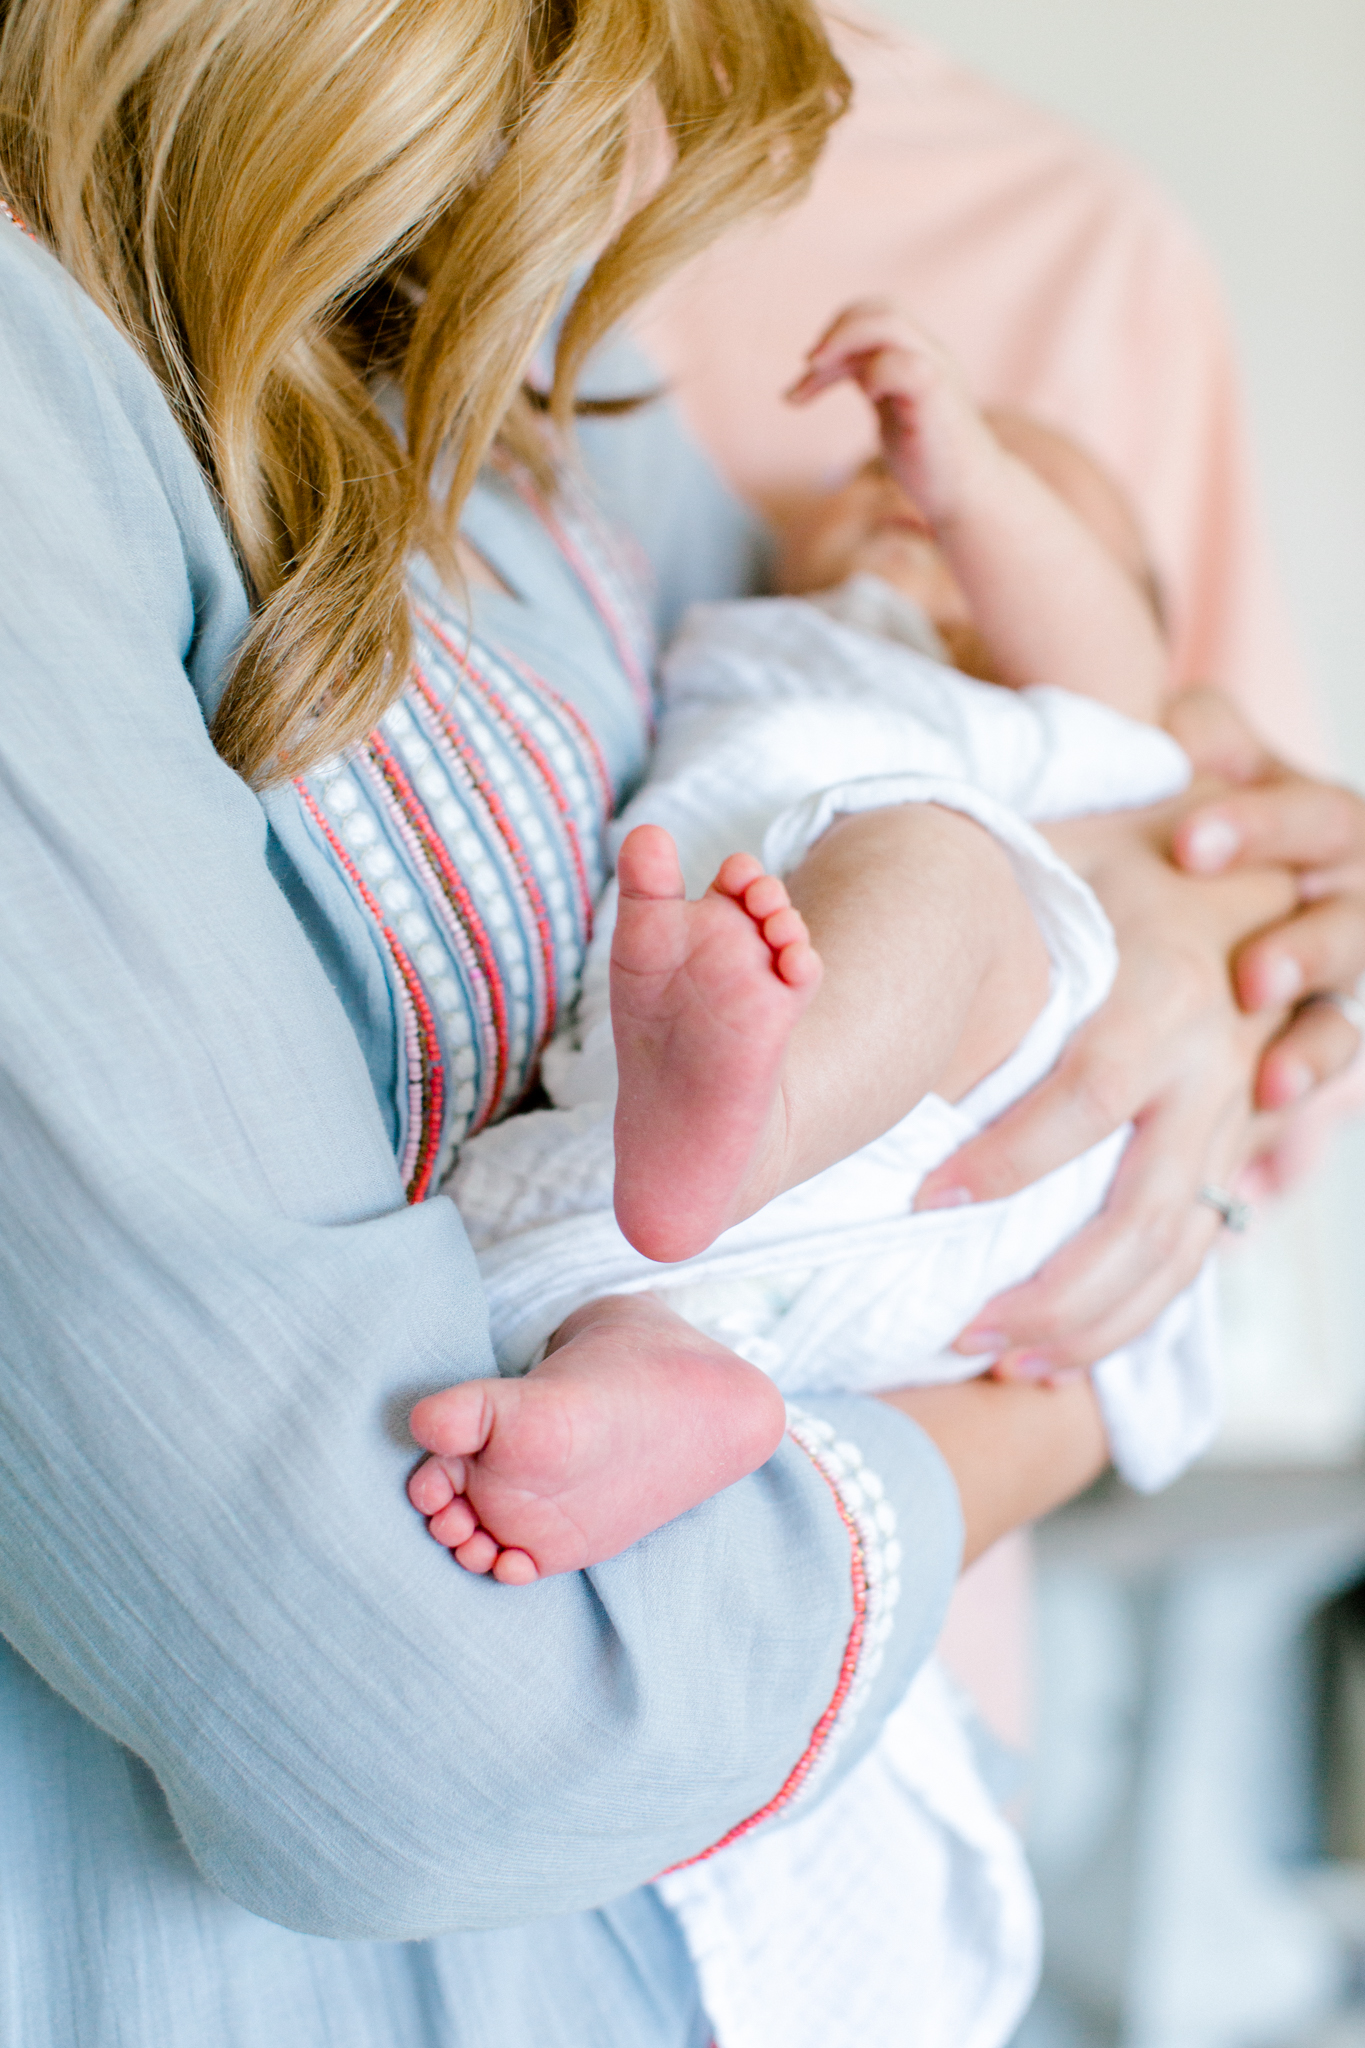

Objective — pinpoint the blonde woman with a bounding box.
[2,3,1365,2045]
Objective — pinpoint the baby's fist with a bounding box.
[787,300,995,522]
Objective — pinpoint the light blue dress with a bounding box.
[0,216,963,2046]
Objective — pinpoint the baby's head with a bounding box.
[774,411,1160,679]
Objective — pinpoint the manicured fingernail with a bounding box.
[1274,1057,1313,1105]
[915,1183,974,1212]
[1183,817,1240,872]
[1003,1351,1059,1382]
[1260,956,1304,1006]
[955,1327,1007,1356]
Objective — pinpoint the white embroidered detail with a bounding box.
[781,1406,901,1809]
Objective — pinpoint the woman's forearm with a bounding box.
[878,1374,1109,1564]
[1166,688,1365,1108]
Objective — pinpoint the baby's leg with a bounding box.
[780,803,1052,1163]
[612,805,1050,1262]
[407,1292,786,1583]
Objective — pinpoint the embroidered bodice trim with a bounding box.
[298,469,654,1198]
[0,184,647,1202]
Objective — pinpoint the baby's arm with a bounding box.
[789,303,1168,721]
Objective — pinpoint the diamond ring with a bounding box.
[1198,1184,1252,1233]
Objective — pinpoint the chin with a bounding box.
[848,547,933,603]
[853,535,960,614]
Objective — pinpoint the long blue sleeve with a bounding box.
[0,224,961,1956]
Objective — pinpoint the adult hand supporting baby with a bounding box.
[913,773,1307,1380]
[1167,687,1365,1124]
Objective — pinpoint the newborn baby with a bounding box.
[408,305,1212,1584]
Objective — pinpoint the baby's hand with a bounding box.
[786,301,998,524]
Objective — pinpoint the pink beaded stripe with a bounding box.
[496,453,657,722]
[416,601,608,943]
[298,614,619,1177]
[295,781,446,1202]
[660,1413,902,1874]
[660,1478,867,1874]
[0,197,35,239]
[410,603,607,1072]
[295,463,646,1187]
[361,728,512,1131]
[409,638,568,1029]
[473,645,605,936]
[407,674,557,1059]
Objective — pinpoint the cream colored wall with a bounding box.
[863,0,1365,1459]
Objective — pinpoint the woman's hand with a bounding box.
[1166,687,1365,1112]
[913,787,1299,1380]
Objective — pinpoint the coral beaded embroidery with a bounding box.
[0,196,36,239]
[296,478,651,1199]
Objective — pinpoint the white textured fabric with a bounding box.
[449,582,1212,2048]
[807,570,951,661]
[656,1659,1041,2048]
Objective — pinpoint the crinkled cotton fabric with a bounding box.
[657,1659,1042,2048]
[0,212,964,2048]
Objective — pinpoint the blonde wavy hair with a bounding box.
[0,0,848,782]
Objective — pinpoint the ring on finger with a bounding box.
[1197,1184,1253,1233]
[1296,988,1365,1036]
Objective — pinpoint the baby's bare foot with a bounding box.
[610,824,822,1263]
[407,1293,787,1582]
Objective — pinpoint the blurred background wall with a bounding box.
[854,6,1365,2043]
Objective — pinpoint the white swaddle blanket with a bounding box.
[448,580,1217,2047]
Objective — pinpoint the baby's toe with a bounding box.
[617,824,685,902]
[739,873,789,922]
[760,904,807,953]
[453,1527,501,1574]
[712,851,766,901]
[776,939,822,990]
[408,1455,457,1516]
[410,1383,495,1460]
[428,1494,479,1549]
[492,1548,540,1586]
